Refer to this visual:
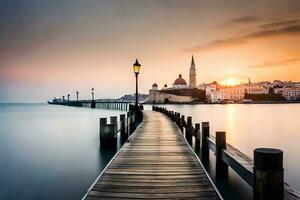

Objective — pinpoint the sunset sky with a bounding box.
[0,0,300,102]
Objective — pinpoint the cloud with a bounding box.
[219,16,261,27]
[258,19,299,29]
[188,17,300,52]
[248,58,300,68]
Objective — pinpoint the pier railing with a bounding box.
[81,101,132,110]
[53,100,133,111]
[152,105,300,200]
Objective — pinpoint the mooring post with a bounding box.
[195,123,201,151]
[120,114,127,140]
[171,111,174,120]
[201,122,210,161]
[253,148,284,200]
[100,124,117,149]
[180,115,185,133]
[216,131,228,178]
[126,112,131,135]
[130,112,135,134]
[186,117,193,145]
[175,112,180,126]
[99,118,107,134]
[110,116,118,133]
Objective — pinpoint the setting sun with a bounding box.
[221,78,240,86]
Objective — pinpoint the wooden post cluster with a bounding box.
[152,106,286,199]
[99,117,117,149]
[99,112,136,148]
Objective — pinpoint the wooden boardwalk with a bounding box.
[84,111,221,200]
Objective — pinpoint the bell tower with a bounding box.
[189,55,197,88]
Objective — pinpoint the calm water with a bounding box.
[1,103,299,200]
[145,104,300,198]
[0,104,126,200]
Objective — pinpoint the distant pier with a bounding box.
[48,100,133,111]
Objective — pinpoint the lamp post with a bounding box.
[91,88,96,108]
[133,59,141,107]
[91,88,95,101]
[76,91,79,101]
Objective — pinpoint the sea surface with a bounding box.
[1,103,299,200]
[144,104,300,199]
[0,103,126,200]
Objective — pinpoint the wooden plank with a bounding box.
[84,111,221,200]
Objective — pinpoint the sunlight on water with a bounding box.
[145,104,300,192]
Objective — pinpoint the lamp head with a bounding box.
[133,59,141,74]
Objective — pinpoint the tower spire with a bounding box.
[189,55,197,88]
[191,55,195,66]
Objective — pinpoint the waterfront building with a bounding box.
[282,87,300,100]
[147,82,193,103]
[244,84,269,95]
[206,82,269,103]
[147,56,199,103]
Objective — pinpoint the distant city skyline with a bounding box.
[0,0,300,102]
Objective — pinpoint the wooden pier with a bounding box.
[49,100,132,111]
[83,110,221,199]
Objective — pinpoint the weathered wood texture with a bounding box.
[209,136,299,200]
[85,111,221,200]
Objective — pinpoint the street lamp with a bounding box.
[76,91,79,101]
[133,59,141,107]
[91,88,95,101]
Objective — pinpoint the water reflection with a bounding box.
[0,104,126,200]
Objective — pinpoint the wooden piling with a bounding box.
[201,122,210,161]
[180,115,185,133]
[253,148,283,200]
[186,117,193,145]
[91,100,96,108]
[99,118,107,133]
[100,124,117,149]
[110,116,118,133]
[216,131,228,178]
[195,123,201,151]
[120,114,127,140]
[127,112,131,135]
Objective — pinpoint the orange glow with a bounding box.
[221,78,240,86]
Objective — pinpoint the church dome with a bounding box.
[152,83,158,87]
[174,74,187,86]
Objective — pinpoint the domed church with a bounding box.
[147,56,202,103]
[173,74,188,89]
